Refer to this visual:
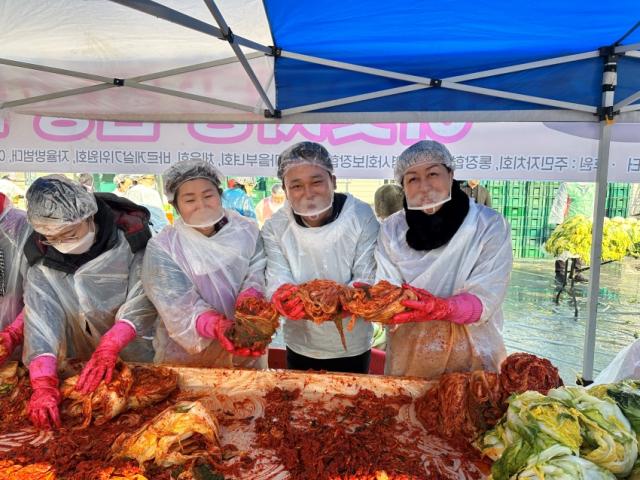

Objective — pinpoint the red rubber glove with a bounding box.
[272,284,305,320]
[76,320,136,394]
[390,283,452,324]
[27,355,61,430]
[392,284,483,325]
[0,309,24,364]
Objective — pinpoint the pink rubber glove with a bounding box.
[445,293,483,325]
[392,284,482,325]
[196,310,235,352]
[76,320,136,394]
[196,311,264,357]
[27,354,61,430]
[0,309,24,364]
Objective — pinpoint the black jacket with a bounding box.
[24,193,152,274]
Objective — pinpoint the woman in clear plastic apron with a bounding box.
[0,193,31,365]
[23,176,157,429]
[376,141,512,379]
[142,160,266,368]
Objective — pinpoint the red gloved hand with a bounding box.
[232,289,268,357]
[233,346,266,357]
[76,321,136,394]
[390,283,453,324]
[0,310,24,364]
[272,284,305,320]
[27,355,61,430]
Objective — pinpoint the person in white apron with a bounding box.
[142,160,267,368]
[376,140,512,379]
[262,142,379,373]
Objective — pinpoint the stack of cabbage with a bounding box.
[475,381,640,479]
[610,217,640,259]
[544,215,633,265]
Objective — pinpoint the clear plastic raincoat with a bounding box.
[142,210,266,368]
[0,201,30,352]
[375,199,511,378]
[23,229,156,365]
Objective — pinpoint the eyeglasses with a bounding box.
[40,222,91,246]
[40,232,83,246]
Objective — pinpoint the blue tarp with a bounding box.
[264,1,640,114]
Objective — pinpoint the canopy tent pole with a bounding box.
[582,49,618,382]
[2,85,113,110]
[0,52,268,114]
[621,103,640,113]
[280,49,598,115]
[281,50,599,86]
[615,90,640,110]
[105,0,271,55]
[202,0,276,116]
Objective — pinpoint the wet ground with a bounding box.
[271,258,640,383]
[504,258,640,384]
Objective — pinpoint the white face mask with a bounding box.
[292,198,333,218]
[406,185,452,214]
[52,227,96,255]
[183,208,224,229]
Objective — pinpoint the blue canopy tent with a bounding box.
[1,0,640,380]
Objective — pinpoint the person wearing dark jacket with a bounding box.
[460,180,492,207]
[22,175,156,430]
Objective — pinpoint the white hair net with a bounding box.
[163,160,223,203]
[394,140,455,185]
[26,175,98,236]
[277,141,334,181]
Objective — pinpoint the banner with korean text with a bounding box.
[0,116,639,181]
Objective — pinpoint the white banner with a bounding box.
[0,115,639,181]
